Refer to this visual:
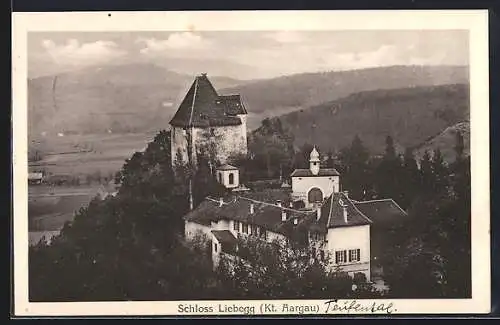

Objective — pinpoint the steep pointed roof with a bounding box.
[169,74,246,128]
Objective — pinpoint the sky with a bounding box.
[28,30,469,80]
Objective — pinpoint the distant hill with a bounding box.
[28,64,468,138]
[28,63,246,138]
[277,84,470,155]
[414,121,470,164]
[221,65,469,128]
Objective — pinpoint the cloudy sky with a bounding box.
[28,30,469,80]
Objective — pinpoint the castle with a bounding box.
[169,73,248,167]
[183,148,408,282]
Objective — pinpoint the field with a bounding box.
[29,131,158,176]
[27,132,158,246]
[28,185,100,231]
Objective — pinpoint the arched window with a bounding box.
[228,173,234,185]
[308,187,323,203]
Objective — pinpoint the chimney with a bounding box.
[250,203,254,214]
[281,209,287,221]
[289,201,293,208]
[343,190,349,198]
[293,218,298,225]
[276,200,282,208]
[219,197,223,207]
[343,206,348,223]
[316,207,322,221]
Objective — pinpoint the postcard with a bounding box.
[12,10,490,316]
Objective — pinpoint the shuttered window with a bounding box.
[335,250,347,264]
[349,249,361,262]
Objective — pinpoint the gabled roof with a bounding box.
[290,168,340,177]
[352,199,408,226]
[169,74,246,128]
[211,230,238,253]
[217,164,238,171]
[307,192,372,232]
[184,192,314,236]
[216,94,248,115]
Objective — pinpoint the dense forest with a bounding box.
[29,118,471,301]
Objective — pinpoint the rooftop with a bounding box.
[217,164,239,171]
[352,199,408,226]
[307,192,372,233]
[290,168,340,177]
[211,230,238,254]
[169,74,247,128]
[183,190,315,236]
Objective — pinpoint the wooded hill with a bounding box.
[28,64,468,136]
[276,83,469,156]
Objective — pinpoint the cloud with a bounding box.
[136,32,212,56]
[263,31,304,44]
[41,38,127,67]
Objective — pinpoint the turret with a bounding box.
[309,146,320,175]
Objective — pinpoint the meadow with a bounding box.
[27,132,158,243]
[29,131,158,177]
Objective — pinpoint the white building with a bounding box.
[183,148,408,282]
[290,147,340,208]
[216,164,240,189]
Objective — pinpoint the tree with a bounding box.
[373,135,403,201]
[293,143,314,169]
[248,118,295,179]
[431,148,449,195]
[213,237,381,299]
[338,135,371,200]
[400,147,420,209]
[454,131,465,160]
[29,129,216,301]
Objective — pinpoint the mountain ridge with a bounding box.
[276,83,469,156]
[28,64,468,141]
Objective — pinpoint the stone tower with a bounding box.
[169,73,248,168]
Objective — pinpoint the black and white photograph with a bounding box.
[12,10,490,316]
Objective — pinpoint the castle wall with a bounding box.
[171,121,247,167]
[171,126,189,166]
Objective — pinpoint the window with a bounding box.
[311,232,322,241]
[308,187,323,203]
[233,221,239,231]
[335,250,347,264]
[229,173,234,185]
[349,249,361,262]
[218,173,222,183]
[214,243,218,253]
[242,223,248,234]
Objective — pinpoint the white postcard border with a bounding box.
[12,10,491,316]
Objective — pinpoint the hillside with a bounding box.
[28,63,246,138]
[28,64,468,137]
[221,65,469,127]
[414,121,470,163]
[277,84,470,155]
